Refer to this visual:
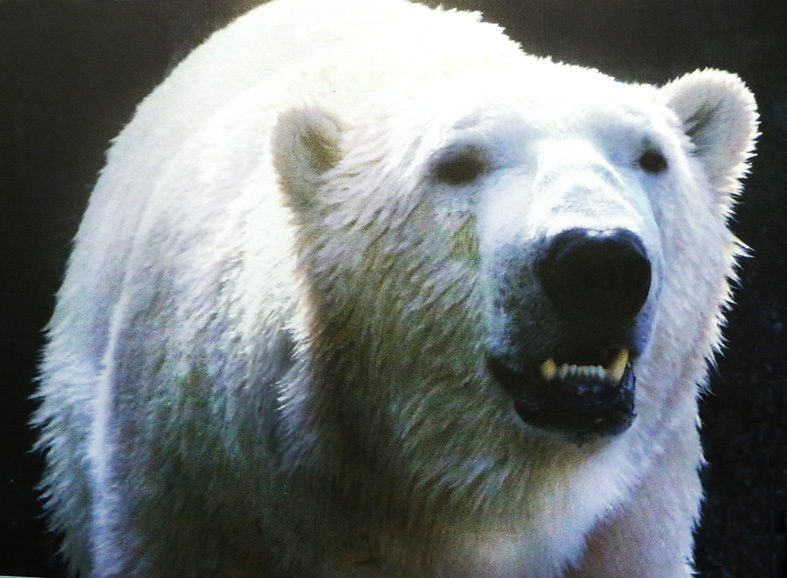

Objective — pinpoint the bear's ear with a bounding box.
[661,69,758,193]
[273,107,345,212]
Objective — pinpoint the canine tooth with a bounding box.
[605,349,630,384]
[540,358,557,381]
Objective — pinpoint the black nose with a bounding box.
[537,228,651,323]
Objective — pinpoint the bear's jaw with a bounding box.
[487,348,637,443]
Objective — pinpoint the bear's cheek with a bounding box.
[640,169,732,395]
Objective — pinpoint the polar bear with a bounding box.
[34,0,758,576]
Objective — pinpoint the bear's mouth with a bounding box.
[488,347,637,442]
[538,347,630,386]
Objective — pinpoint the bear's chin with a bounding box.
[487,355,637,443]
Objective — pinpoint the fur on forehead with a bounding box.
[274,64,757,230]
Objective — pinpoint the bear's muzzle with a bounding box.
[487,227,652,442]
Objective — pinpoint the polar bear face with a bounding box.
[274,64,757,450]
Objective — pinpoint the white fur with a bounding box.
[34,0,757,576]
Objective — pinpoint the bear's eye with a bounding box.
[637,148,668,174]
[433,149,488,185]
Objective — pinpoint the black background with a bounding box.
[1,1,785,576]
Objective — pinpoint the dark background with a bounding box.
[1,0,784,576]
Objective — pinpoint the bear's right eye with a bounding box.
[637,148,668,174]
[433,149,488,185]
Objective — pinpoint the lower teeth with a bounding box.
[558,364,606,381]
[539,349,630,385]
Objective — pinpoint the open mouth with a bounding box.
[488,346,637,441]
[539,347,630,389]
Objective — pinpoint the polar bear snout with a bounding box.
[536,227,652,324]
[485,227,654,441]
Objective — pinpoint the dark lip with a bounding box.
[487,352,638,442]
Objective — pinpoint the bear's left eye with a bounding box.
[433,149,488,185]
[637,148,668,174]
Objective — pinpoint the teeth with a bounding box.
[538,348,630,385]
[539,358,557,381]
[605,349,630,385]
[540,359,606,382]
[557,364,606,381]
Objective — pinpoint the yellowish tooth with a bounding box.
[540,358,557,381]
[606,349,629,384]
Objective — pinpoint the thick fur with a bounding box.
[34,0,758,576]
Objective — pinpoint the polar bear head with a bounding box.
[273,62,757,453]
